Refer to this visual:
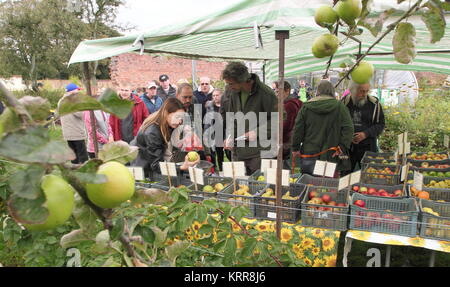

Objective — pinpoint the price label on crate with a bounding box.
[404,142,411,154]
[313,161,326,176]
[401,165,408,182]
[445,135,449,149]
[266,168,290,187]
[127,167,144,181]
[159,162,177,177]
[324,162,337,178]
[317,212,329,219]
[261,159,277,174]
[349,170,361,186]
[267,212,277,219]
[189,167,204,185]
[338,175,351,191]
[413,171,424,191]
[398,132,408,147]
[223,162,246,178]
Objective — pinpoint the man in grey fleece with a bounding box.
[58,83,88,164]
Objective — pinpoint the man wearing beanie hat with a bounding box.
[58,83,88,164]
[292,80,353,175]
[156,74,176,101]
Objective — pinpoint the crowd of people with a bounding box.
[58,62,385,180]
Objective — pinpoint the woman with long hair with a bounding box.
[133,97,199,180]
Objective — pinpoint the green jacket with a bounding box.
[221,74,278,160]
[292,96,354,171]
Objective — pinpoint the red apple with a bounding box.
[354,200,365,208]
[379,191,388,197]
[322,194,332,204]
[308,191,318,199]
[337,203,346,207]
[393,190,402,197]
[368,188,377,195]
[328,201,337,206]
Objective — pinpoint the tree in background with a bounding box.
[0,0,125,89]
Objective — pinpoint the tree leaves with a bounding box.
[393,22,417,64]
[8,165,45,200]
[98,89,134,119]
[421,1,446,44]
[358,8,395,37]
[60,229,90,249]
[0,126,75,164]
[165,241,190,266]
[72,159,107,185]
[98,141,138,164]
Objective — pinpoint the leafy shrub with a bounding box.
[379,88,450,152]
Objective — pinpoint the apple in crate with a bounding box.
[393,189,403,197]
[352,186,360,192]
[354,200,365,208]
[368,188,377,195]
[322,194,332,204]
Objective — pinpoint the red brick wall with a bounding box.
[109,53,228,89]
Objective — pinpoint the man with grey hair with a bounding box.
[342,80,385,171]
[221,61,278,175]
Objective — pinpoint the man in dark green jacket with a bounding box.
[292,80,354,175]
[221,62,278,175]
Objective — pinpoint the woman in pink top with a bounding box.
[84,110,114,158]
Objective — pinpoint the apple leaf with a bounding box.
[72,194,100,236]
[98,89,134,119]
[94,230,111,253]
[151,225,169,248]
[98,141,138,164]
[0,108,22,135]
[56,93,102,117]
[0,126,75,164]
[8,193,48,225]
[443,2,450,11]
[393,22,417,64]
[357,8,395,37]
[8,165,45,200]
[110,217,125,241]
[359,0,373,20]
[397,0,407,3]
[223,237,237,266]
[165,241,190,266]
[421,1,446,44]
[73,159,107,185]
[60,229,91,249]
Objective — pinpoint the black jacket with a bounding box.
[342,95,385,151]
[156,85,176,101]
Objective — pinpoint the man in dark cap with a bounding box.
[156,74,176,101]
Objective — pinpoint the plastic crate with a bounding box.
[301,187,350,231]
[297,174,339,189]
[361,163,400,186]
[408,185,450,202]
[349,193,419,237]
[350,183,407,198]
[217,179,267,218]
[153,174,192,188]
[419,199,450,241]
[186,176,233,203]
[250,170,302,185]
[254,183,305,223]
[362,151,403,165]
[409,159,450,169]
[406,151,449,162]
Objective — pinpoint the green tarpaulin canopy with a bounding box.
[69,0,450,80]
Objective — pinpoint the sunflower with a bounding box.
[301,237,315,250]
[293,244,305,259]
[256,235,264,242]
[231,222,242,233]
[312,228,325,239]
[245,224,253,231]
[185,227,193,235]
[212,232,218,243]
[322,237,336,252]
[236,239,244,249]
[303,257,313,266]
[312,257,325,267]
[282,222,294,227]
[267,222,276,233]
[324,254,337,267]
[194,233,201,240]
[186,235,193,241]
[192,221,202,232]
[312,246,321,257]
[295,225,305,233]
[280,227,293,243]
[255,222,270,233]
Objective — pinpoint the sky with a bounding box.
[115,0,242,35]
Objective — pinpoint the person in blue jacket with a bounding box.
[141,81,163,114]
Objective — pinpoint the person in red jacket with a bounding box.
[110,87,149,144]
[273,81,303,169]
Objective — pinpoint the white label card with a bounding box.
[413,171,423,191]
[223,162,246,178]
[267,212,277,219]
[261,159,278,174]
[128,167,144,181]
[325,162,337,178]
[445,135,449,148]
[405,142,411,154]
[159,162,177,177]
[349,170,361,186]
[401,165,408,182]
[339,175,351,191]
[313,161,326,176]
[189,167,204,185]
[266,168,290,187]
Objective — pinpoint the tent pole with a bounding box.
[82,62,99,157]
[192,60,198,90]
[275,30,289,240]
